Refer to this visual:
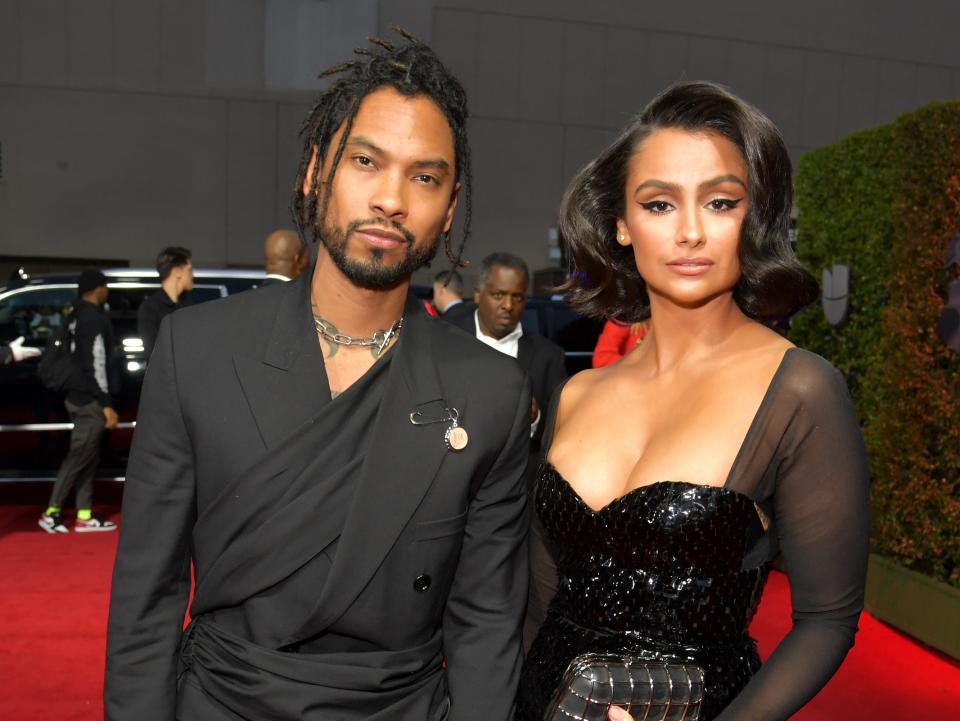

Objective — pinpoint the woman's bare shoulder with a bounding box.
[553,365,612,424]
[716,322,795,376]
[735,320,794,354]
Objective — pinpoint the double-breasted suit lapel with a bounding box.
[288,296,465,643]
[205,275,459,644]
[106,262,531,721]
[192,275,340,612]
[232,274,331,449]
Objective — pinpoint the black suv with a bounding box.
[0,268,264,480]
[1,272,600,480]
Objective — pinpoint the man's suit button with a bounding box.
[413,574,431,592]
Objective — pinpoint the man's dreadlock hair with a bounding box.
[291,26,471,268]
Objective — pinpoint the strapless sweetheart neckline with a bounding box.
[539,349,798,513]
[541,461,754,515]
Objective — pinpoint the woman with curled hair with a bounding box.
[517,82,869,721]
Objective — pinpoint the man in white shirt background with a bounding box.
[455,252,567,450]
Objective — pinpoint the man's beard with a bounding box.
[319,216,439,290]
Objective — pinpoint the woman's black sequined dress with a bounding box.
[517,350,873,721]
[517,465,769,721]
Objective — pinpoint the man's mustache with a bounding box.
[346,217,416,245]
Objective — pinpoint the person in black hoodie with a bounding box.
[38,269,119,534]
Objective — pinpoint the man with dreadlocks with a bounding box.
[105,29,530,721]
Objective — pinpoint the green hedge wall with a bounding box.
[791,101,960,586]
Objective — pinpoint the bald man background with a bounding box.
[260,229,309,286]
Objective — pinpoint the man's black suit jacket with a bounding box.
[453,310,567,445]
[439,300,475,327]
[105,273,531,721]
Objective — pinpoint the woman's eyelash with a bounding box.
[640,201,672,214]
[708,198,742,211]
[639,198,743,214]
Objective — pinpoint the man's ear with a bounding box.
[302,146,320,198]
[473,287,481,304]
[442,182,461,233]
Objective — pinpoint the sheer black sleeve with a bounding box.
[718,351,870,720]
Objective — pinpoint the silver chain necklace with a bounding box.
[312,313,404,358]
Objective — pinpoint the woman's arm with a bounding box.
[611,357,869,721]
[717,358,870,720]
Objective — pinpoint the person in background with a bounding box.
[591,319,647,367]
[261,229,310,286]
[432,268,465,314]
[38,269,119,534]
[0,336,41,365]
[29,305,61,339]
[137,246,193,358]
[454,252,567,448]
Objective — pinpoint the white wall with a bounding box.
[1,0,958,277]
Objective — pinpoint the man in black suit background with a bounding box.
[432,268,472,324]
[259,228,309,287]
[137,246,193,359]
[105,31,530,721]
[454,252,567,448]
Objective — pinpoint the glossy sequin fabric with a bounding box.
[517,464,770,721]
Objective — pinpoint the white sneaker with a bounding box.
[39,512,69,534]
[74,515,117,533]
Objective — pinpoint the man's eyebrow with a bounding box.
[346,136,385,155]
[412,157,451,173]
[634,174,747,195]
[346,135,451,173]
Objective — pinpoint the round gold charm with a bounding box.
[446,426,469,451]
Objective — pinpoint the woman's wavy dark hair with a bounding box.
[291,26,471,268]
[559,81,818,321]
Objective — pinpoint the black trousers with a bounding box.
[48,399,104,510]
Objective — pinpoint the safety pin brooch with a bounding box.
[409,406,469,451]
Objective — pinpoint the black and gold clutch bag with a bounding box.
[545,655,704,721]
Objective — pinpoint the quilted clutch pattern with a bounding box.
[545,655,704,721]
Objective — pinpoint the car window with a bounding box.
[106,284,226,347]
[106,285,225,316]
[0,287,77,346]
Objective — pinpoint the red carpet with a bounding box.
[1,500,958,720]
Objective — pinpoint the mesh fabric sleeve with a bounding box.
[717,353,870,720]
